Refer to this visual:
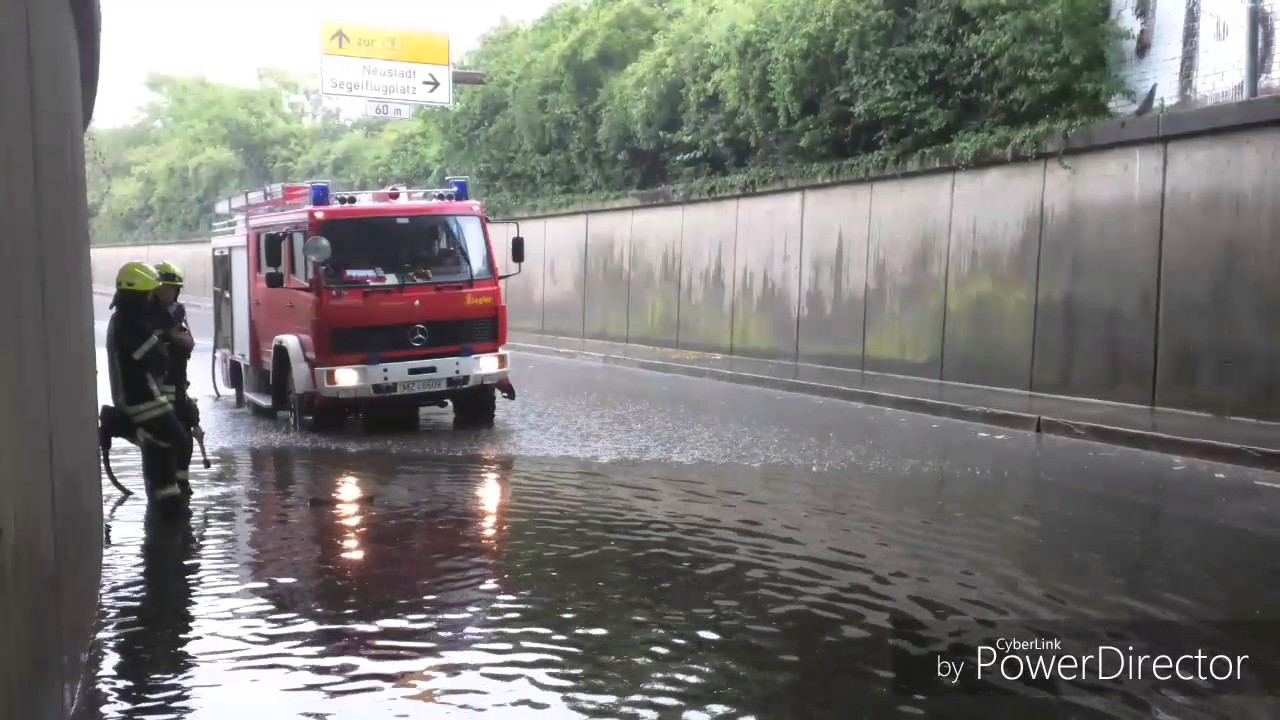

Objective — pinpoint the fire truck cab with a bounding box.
[210,178,524,430]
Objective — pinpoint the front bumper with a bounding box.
[313,350,511,400]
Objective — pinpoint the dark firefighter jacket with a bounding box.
[154,301,192,406]
[106,302,172,424]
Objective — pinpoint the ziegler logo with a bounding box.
[465,294,495,306]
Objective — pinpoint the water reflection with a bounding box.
[108,511,201,717]
[84,443,1279,719]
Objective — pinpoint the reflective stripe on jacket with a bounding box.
[106,311,172,421]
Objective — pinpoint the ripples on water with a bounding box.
[80,435,1280,720]
[82,351,1279,719]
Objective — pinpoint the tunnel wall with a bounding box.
[90,110,1280,422]
[1,1,102,719]
[91,241,213,302]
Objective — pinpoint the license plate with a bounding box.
[398,379,444,394]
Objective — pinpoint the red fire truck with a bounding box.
[209,178,524,430]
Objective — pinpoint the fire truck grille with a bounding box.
[331,318,499,355]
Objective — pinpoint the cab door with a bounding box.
[284,231,318,341]
[251,227,296,367]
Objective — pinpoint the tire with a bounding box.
[286,374,305,431]
[452,386,496,427]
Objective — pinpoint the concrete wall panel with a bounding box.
[90,243,212,300]
[490,220,517,332]
[541,215,587,338]
[942,160,1045,390]
[84,127,1280,424]
[504,217,545,333]
[0,5,63,715]
[489,219,512,285]
[731,193,803,360]
[146,243,213,300]
[1158,128,1280,420]
[1033,145,1163,405]
[797,184,872,369]
[678,199,737,353]
[1,0,102,716]
[505,218,545,333]
[864,173,955,378]
[626,205,683,347]
[583,210,632,342]
[90,244,127,290]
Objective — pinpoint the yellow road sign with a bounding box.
[322,22,450,66]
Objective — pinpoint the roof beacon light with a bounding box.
[310,181,331,207]
[447,176,470,201]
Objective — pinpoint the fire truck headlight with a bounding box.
[328,368,362,387]
[477,355,504,374]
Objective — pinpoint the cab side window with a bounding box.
[258,232,271,274]
[290,231,311,282]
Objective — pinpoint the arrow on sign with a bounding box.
[423,73,440,93]
[330,28,351,48]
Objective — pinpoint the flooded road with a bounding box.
[81,297,1280,719]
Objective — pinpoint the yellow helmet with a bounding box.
[115,261,162,293]
[154,261,185,287]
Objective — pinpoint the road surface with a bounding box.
[80,295,1280,719]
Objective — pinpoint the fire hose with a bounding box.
[99,400,210,497]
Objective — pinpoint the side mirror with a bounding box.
[304,235,332,264]
[265,271,285,289]
[263,232,285,269]
[511,235,525,265]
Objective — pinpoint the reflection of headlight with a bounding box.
[477,355,501,373]
[330,367,361,386]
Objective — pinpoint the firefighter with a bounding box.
[153,261,196,497]
[105,261,189,512]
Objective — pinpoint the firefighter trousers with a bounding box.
[172,395,195,496]
[162,385,195,495]
[133,409,190,504]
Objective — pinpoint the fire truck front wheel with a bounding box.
[452,386,497,427]
[285,374,305,432]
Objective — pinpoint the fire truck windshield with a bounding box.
[316,214,492,286]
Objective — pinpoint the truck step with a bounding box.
[243,391,274,409]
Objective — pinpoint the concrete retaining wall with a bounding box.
[1,1,102,718]
[504,129,1280,421]
[91,242,213,300]
[90,118,1280,423]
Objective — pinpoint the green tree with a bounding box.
[86,0,1123,244]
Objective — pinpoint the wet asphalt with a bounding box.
[81,295,1280,719]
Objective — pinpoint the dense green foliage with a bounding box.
[87,0,1124,244]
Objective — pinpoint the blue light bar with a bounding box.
[447,176,470,201]
[310,182,331,206]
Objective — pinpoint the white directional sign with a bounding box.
[321,23,452,107]
[321,55,451,106]
[365,100,416,120]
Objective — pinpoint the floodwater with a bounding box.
[79,299,1280,719]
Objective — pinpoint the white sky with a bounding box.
[95,0,562,127]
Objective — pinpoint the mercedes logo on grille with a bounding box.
[408,325,429,347]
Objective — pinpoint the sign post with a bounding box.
[320,22,452,107]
